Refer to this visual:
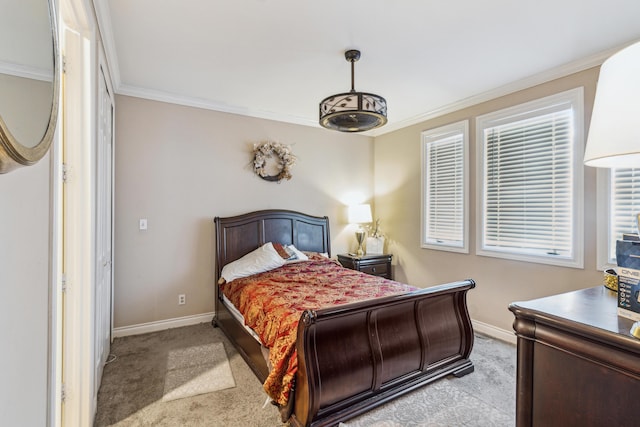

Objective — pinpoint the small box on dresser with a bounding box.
[616,239,640,321]
[337,253,393,280]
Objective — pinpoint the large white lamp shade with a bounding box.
[348,204,373,224]
[584,41,640,168]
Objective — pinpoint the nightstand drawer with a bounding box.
[359,263,388,276]
[337,253,393,280]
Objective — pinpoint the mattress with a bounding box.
[222,294,262,343]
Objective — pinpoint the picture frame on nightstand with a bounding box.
[366,236,385,254]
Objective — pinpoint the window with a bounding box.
[597,167,640,267]
[476,88,584,267]
[421,120,469,253]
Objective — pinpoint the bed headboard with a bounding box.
[214,209,331,281]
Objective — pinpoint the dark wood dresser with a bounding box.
[509,286,640,426]
[337,253,392,280]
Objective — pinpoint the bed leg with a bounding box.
[211,316,219,328]
[452,363,474,378]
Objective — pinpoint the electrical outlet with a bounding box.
[178,294,186,305]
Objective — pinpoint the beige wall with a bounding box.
[114,95,373,328]
[0,58,53,427]
[0,74,52,146]
[374,67,603,333]
[116,67,607,334]
[0,157,50,425]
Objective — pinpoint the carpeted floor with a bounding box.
[342,333,516,426]
[95,323,515,426]
[94,323,283,426]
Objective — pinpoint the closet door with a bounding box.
[95,61,114,395]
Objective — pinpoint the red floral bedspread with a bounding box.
[220,255,417,405]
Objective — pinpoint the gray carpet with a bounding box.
[95,323,515,426]
[94,323,283,426]
[342,333,515,426]
[162,342,236,402]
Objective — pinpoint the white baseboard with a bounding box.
[472,319,517,345]
[112,312,215,338]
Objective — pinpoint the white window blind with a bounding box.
[608,168,640,262]
[421,121,468,253]
[477,89,583,267]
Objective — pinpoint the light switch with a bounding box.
[139,218,148,230]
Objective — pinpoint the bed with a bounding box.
[213,209,475,426]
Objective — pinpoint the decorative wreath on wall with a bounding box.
[252,141,296,182]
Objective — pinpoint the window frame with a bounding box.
[420,120,469,254]
[475,88,584,268]
[596,167,640,270]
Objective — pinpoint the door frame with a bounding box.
[99,46,115,344]
[56,0,99,424]
[93,46,115,397]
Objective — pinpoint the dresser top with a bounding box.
[510,286,639,348]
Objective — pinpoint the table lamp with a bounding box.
[584,40,640,168]
[584,40,640,339]
[348,204,372,256]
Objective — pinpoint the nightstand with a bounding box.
[337,253,393,280]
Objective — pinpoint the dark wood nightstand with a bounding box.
[337,253,393,280]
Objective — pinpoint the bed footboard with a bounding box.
[291,279,476,427]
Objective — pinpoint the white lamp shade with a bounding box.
[348,204,372,224]
[584,40,640,168]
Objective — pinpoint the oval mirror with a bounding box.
[0,0,59,173]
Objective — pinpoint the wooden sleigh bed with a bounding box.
[213,209,475,426]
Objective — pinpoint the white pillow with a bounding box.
[220,242,286,283]
[286,245,309,263]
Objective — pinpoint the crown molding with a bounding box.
[105,39,640,136]
[117,83,320,128]
[0,60,52,82]
[372,43,632,136]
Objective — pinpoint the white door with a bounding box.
[95,62,114,395]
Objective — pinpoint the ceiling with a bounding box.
[95,0,640,135]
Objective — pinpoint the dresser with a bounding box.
[509,286,640,426]
[337,253,392,280]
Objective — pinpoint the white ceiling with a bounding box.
[96,0,640,135]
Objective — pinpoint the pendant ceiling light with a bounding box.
[319,49,387,132]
